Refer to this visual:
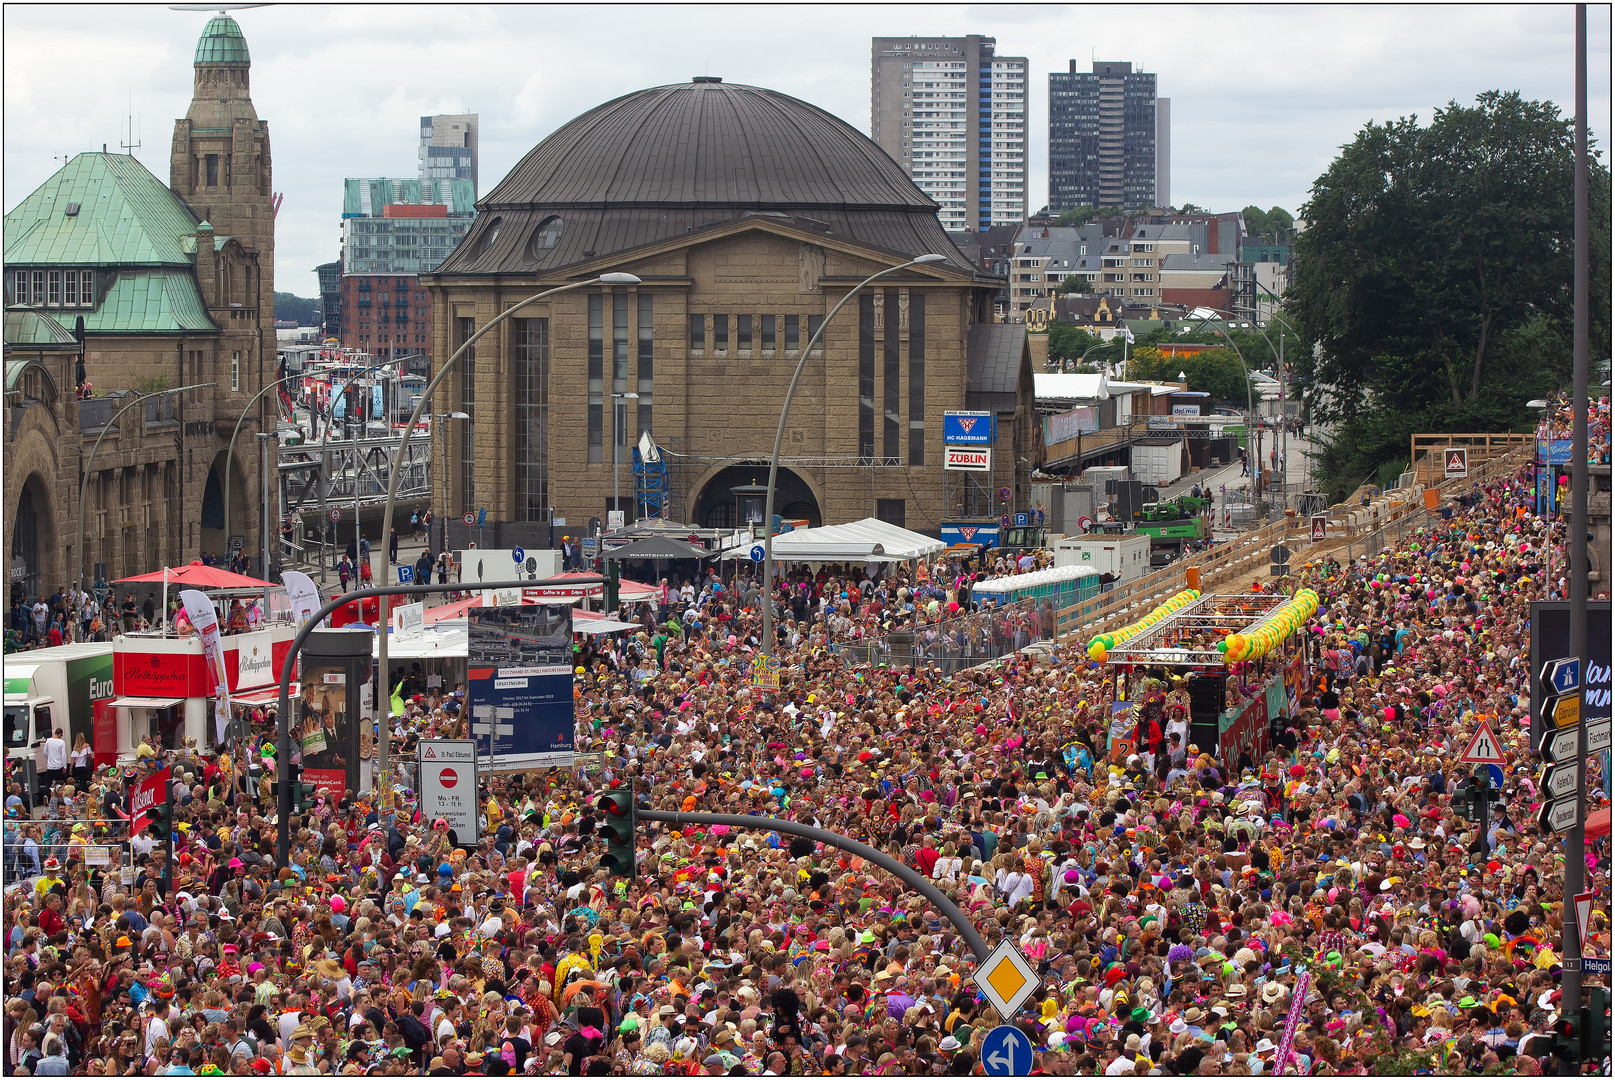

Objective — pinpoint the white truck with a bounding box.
[1050,534,1153,586]
[3,642,117,776]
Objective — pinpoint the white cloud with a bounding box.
[4,3,1609,296]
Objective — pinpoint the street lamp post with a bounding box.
[75,382,216,592]
[222,371,309,568]
[430,412,470,540]
[759,254,947,660]
[611,392,639,528]
[373,272,640,799]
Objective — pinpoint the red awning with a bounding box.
[115,561,270,590]
[424,595,481,626]
[1587,805,1611,840]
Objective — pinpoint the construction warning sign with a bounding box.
[1444,447,1469,478]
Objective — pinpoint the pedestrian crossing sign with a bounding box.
[1460,720,1506,765]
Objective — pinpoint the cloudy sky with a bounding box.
[5,4,1609,295]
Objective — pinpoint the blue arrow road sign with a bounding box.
[477,508,487,528]
[512,546,526,563]
[750,545,766,563]
[1543,657,1581,696]
[981,1025,1034,1077]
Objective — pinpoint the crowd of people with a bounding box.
[3,440,1611,1076]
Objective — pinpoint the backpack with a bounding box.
[398,1012,432,1050]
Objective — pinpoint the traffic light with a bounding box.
[1587,987,1612,1064]
[286,762,318,814]
[147,791,173,846]
[597,785,637,879]
[1553,1012,1583,1065]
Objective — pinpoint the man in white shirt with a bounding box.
[41,728,69,791]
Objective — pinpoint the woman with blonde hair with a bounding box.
[70,732,94,787]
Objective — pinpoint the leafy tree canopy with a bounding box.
[1287,89,1611,497]
[1125,345,1251,404]
[1241,205,1296,243]
[274,292,322,326]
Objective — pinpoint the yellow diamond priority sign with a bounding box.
[972,939,1041,1020]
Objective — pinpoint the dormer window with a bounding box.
[11,269,94,308]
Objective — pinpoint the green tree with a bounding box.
[1241,205,1295,243]
[1124,345,1250,404]
[273,292,322,326]
[1054,275,1092,295]
[1288,89,1612,498]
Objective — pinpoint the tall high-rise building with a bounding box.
[1048,60,1168,213]
[871,35,1027,233]
[419,113,478,191]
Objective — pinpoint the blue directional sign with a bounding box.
[1015,512,1030,528]
[1543,657,1581,696]
[982,1025,1034,1077]
[397,565,414,584]
[1584,956,1613,976]
[477,507,487,528]
[749,545,766,563]
[1486,764,1505,789]
[512,546,526,564]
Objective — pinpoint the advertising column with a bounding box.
[297,629,375,801]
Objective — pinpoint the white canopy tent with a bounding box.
[766,517,945,564]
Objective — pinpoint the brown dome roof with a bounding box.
[480,78,935,211]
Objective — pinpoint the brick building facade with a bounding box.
[424,78,1035,536]
[4,13,275,597]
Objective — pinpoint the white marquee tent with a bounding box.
[765,517,945,563]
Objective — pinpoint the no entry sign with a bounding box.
[419,739,479,845]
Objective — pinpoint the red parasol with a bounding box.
[114,560,269,590]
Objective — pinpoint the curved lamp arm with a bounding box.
[76,382,215,591]
[760,254,948,659]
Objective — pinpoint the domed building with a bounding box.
[425,77,1032,536]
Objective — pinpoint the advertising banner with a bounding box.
[940,523,1000,548]
[945,447,992,471]
[281,570,323,630]
[942,410,995,446]
[128,765,170,836]
[419,739,479,845]
[297,654,370,799]
[178,589,231,744]
[467,605,576,769]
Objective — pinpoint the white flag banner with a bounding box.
[179,589,233,743]
[1123,326,1136,345]
[281,570,323,630]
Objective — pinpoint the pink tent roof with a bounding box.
[114,561,269,590]
[423,595,481,626]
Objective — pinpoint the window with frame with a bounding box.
[513,318,549,521]
[713,314,728,351]
[909,292,925,465]
[206,154,219,187]
[458,317,476,512]
[785,315,800,352]
[808,314,824,352]
[637,292,653,438]
[588,293,604,463]
[736,314,752,351]
[689,314,705,351]
[230,351,240,392]
[760,314,776,351]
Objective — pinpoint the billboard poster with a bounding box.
[467,605,576,769]
[298,663,368,799]
[1529,600,1612,744]
[127,765,170,836]
[945,447,992,471]
[940,523,1000,548]
[419,739,479,845]
[942,410,995,446]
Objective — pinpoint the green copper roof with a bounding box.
[80,270,215,334]
[3,309,77,348]
[195,14,250,64]
[4,153,200,268]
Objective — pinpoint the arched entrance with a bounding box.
[693,466,821,530]
[10,474,51,603]
[200,451,250,564]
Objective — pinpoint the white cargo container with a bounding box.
[1131,441,1186,485]
[1050,534,1153,585]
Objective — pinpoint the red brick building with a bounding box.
[339,274,433,361]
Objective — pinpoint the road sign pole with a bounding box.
[1565,1,1589,1017]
